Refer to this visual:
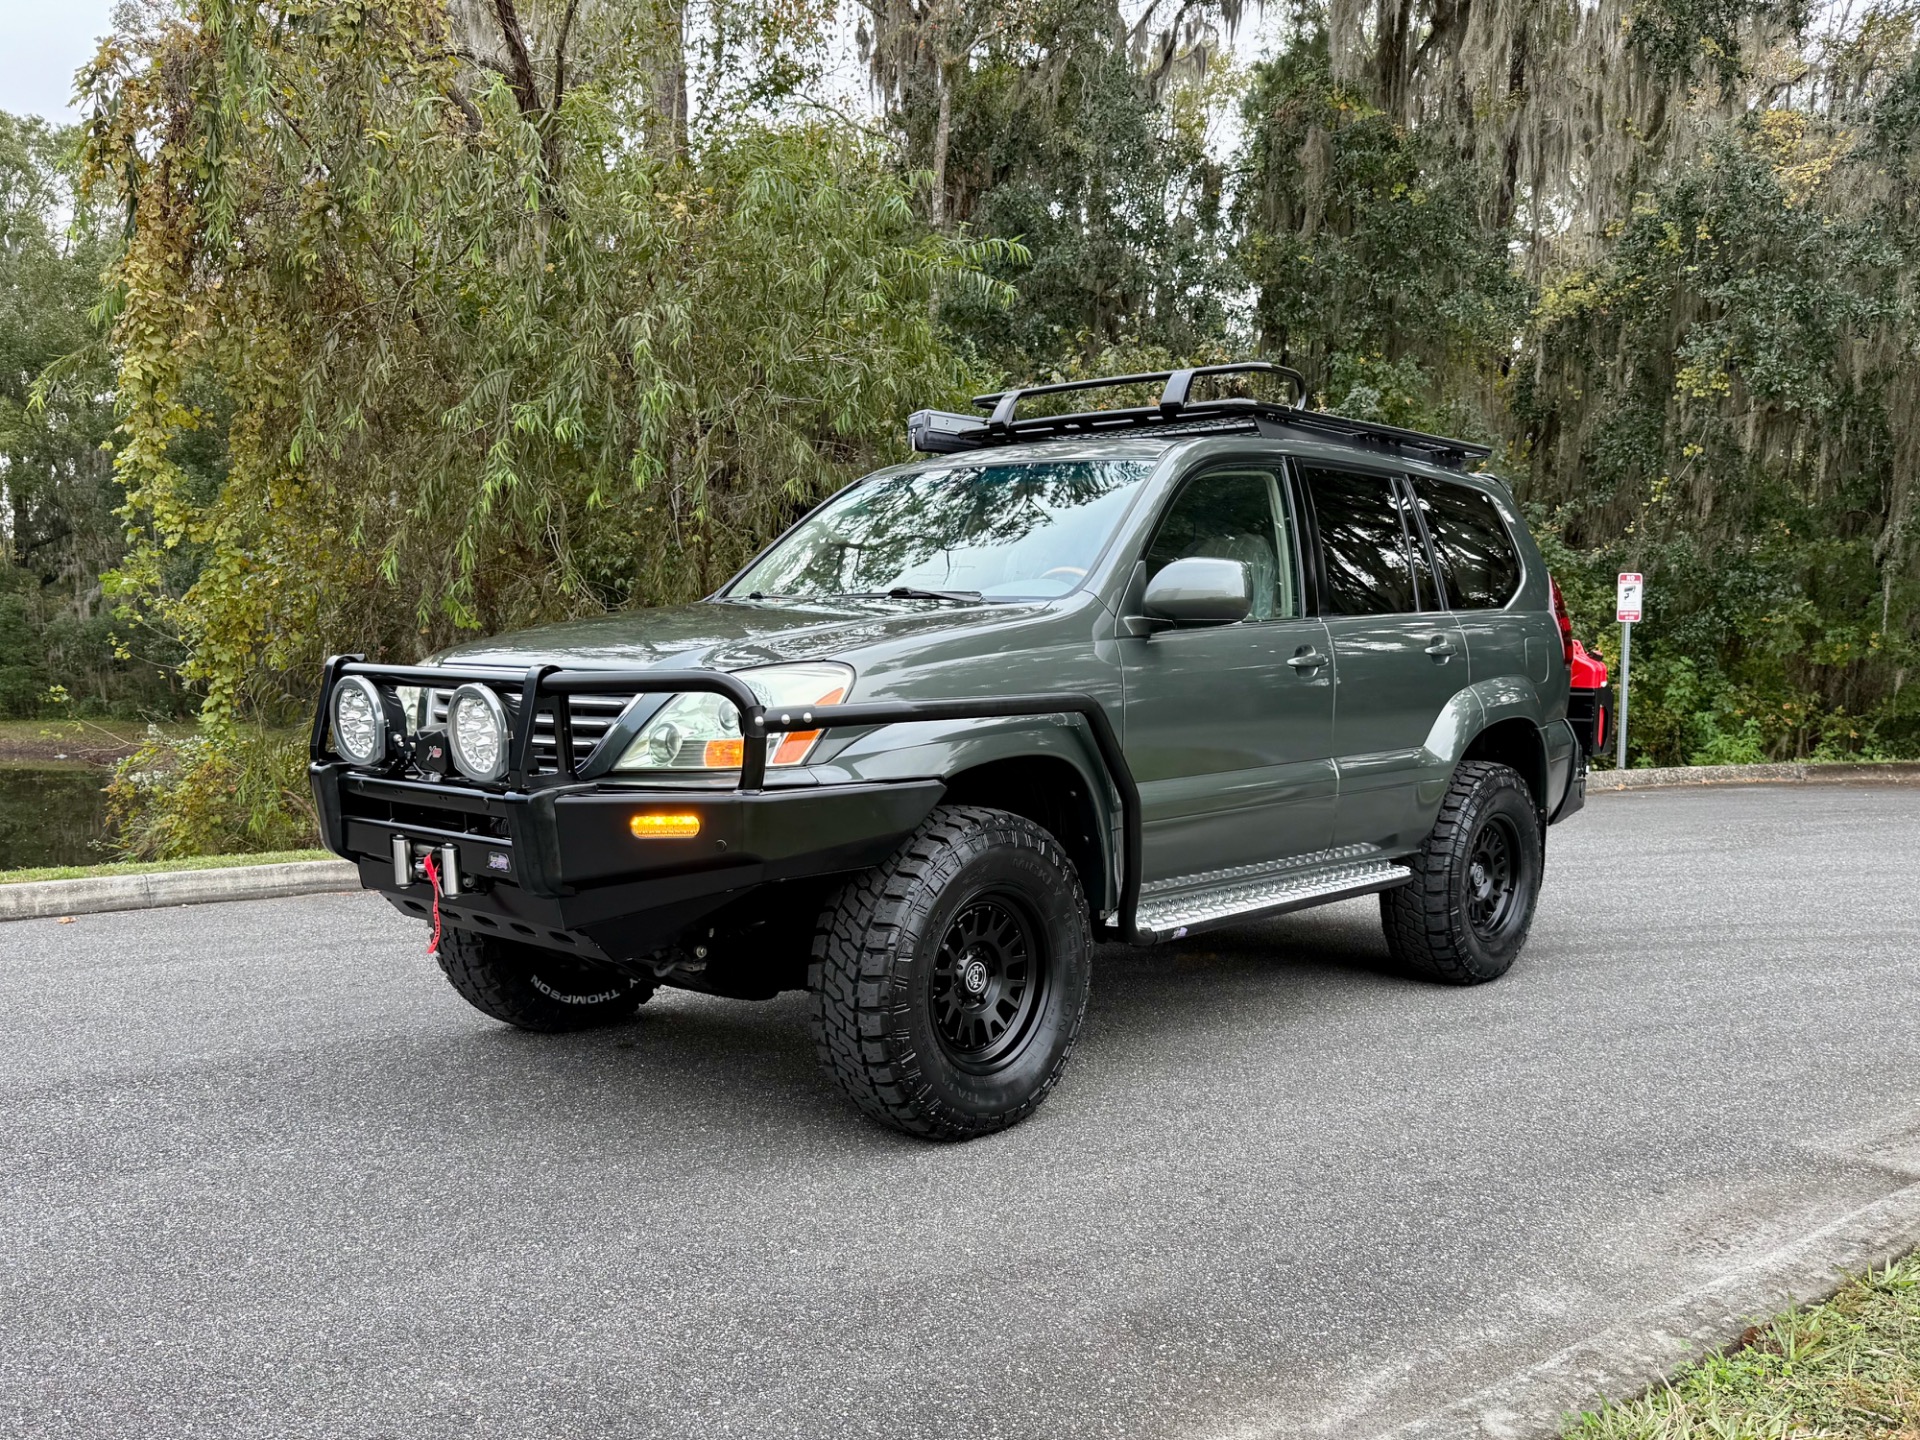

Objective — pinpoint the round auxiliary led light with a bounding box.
[446,683,511,783]
[330,676,387,766]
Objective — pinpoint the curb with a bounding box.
[0,859,360,923]
[1589,761,1920,792]
[1376,1174,1920,1439]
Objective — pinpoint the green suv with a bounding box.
[310,362,1608,1140]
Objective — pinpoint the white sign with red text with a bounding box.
[1617,573,1643,624]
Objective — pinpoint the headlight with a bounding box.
[330,676,388,766]
[446,683,511,782]
[614,662,851,772]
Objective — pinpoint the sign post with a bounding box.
[1616,573,1643,769]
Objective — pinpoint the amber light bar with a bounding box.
[630,812,702,839]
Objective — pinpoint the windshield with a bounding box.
[729,460,1152,602]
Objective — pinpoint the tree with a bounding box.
[867,0,1247,368]
[80,0,1010,726]
[0,112,183,718]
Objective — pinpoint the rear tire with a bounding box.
[435,928,653,1032]
[1381,760,1543,984]
[810,805,1093,1141]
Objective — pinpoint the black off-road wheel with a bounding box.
[809,805,1093,1141]
[1381,760,1543,984]
[435,928,653,1032]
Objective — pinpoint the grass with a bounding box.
[0,717,196,765]
[1564,1254,1920,1438]
[0,717,187,742]
[0,849,336,885]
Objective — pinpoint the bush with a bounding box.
[106,724,318,860]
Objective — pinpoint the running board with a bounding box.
[1133,857,1412,944]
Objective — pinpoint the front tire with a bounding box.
[1381,760,1543,984]
[435,928,653,1032]
[810,805,1093,1141]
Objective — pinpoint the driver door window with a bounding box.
[1143,469,1297,621]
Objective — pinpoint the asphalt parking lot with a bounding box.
[4,784,1918,1439]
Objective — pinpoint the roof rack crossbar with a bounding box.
[1155,361,1308,415]
[909,359,1491,467]
[976,360,1309,434]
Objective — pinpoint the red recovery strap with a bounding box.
[421,850,444,956]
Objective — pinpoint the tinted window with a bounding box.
[1144,469,1296,620]
[1303,468,1420,615]
[1413,479,1521,609]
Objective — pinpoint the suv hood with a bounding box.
[429,597,1061,675]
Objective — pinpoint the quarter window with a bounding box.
[1144,468,1297,621]
[1301,468,1422,615]
[1412,479,1521,609]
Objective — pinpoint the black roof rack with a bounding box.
[906,360,1492,470]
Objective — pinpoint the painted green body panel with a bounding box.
[422,433,1575,904]
[1324,611,1469,851]
[1120,616,1335,881]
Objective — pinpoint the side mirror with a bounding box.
[1139,557,1252,626]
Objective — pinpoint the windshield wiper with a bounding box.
[865,586,986,604]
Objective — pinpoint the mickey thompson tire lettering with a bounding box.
[808,804,1093,1141]
[1381,759,1544,985]
[435,927,653,1032]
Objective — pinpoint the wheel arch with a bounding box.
[826,719,1122,915]
[1458,716,1549,817]
[941,755,1112,916]
[1418,681,1552,826]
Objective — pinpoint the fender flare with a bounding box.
[1414,678,1553,825]
[819,715,1126,914]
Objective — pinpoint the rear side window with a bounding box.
[1412,479,1521,609]
[1301,467,1421,615]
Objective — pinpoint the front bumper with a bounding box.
[309,655,1144,948]
[312,763,944,960]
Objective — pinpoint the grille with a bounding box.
[424,688,632,772]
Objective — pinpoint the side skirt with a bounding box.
[1133,846,1412,944]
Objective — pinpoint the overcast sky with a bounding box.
[0,0,1273,134]
[2,0,120,121]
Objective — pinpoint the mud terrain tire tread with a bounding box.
[1381,759,1542,985]
[809,805,1092,1141]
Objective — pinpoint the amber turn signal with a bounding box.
[629,812,701,840]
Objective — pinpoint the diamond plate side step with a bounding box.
[1133,858,1412,943]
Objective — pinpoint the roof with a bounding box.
[908,361,1493,472]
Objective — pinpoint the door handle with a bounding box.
[1425,635,1456,659]
[1287,648,1328,671]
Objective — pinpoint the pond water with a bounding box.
[0,766,112,869]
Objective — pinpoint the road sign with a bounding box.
[1617,573,1643,624]
[1615,573,1642,768]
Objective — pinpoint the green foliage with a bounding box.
[105,725,316,860]
[882,0,1245,369]
[1563,1254,1920,1437]
[83,0,1005,727]
[1235,27,1523,432]
[1519,105,1920,764]
[0,112,185,719]
[18,0,1919,859]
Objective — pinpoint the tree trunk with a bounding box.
[1493,26,1529,233]
[931,69,952,230]
[646,0,691,162]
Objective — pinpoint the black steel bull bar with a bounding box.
[310,655,1145,940]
